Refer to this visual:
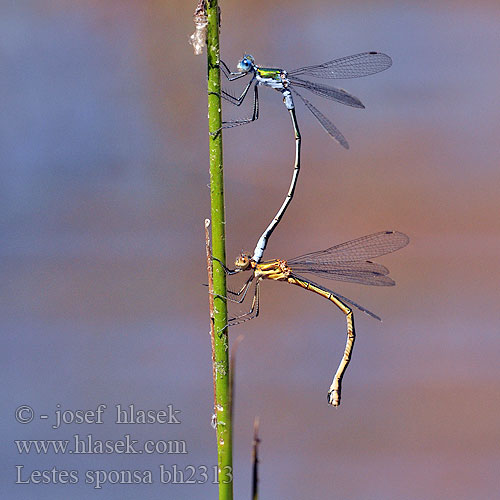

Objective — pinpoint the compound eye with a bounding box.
[235,253,251,270]
[237,57,252,72]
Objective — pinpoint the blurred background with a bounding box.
[2,1,500,498]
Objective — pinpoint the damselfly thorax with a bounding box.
[255,68,294,110]
[254,259,291,281]
[255,67,289,89]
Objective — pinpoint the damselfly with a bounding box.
[221,51,392,149]
[216,230,409,406]
[220,51,392,264]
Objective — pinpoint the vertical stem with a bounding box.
[205,219,217,413]
[206,1,233,498]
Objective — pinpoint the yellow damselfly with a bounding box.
[216,230,409,406]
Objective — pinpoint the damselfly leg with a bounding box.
[227,280,261,327]
[218,59,260,130]
[220,60,249,81]
[227,275,255,304]
[220,84,259,130]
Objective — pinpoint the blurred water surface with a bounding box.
[2,1,500,499]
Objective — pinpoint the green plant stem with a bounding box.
[206,1,233,498]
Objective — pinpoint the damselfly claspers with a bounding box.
[216,230,409,406]
[220,51,392,263]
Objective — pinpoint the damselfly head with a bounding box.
[237,54,255,73]
[234,252,252,270]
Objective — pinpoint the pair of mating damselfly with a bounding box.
[214,52,409,406]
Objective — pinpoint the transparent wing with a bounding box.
[291,261,396,287]
[291,88,349,149]
[288,231,410,265]
[294,274,381,320]
[289,76,365,108]
[288,52,393,79]
[332,289,382,321]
